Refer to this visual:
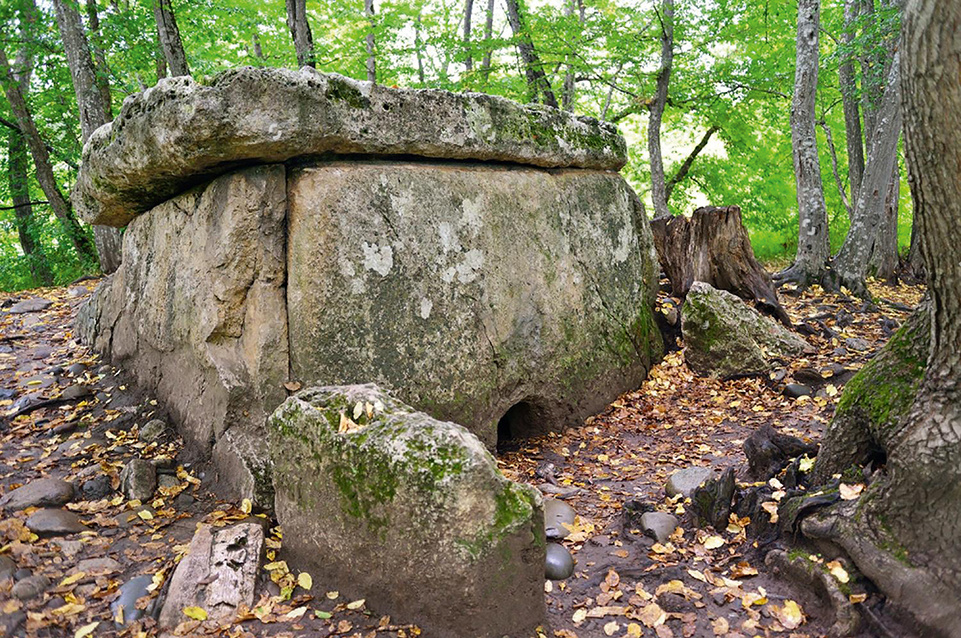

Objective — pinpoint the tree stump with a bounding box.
[650,206,791,325]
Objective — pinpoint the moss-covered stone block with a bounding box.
[269,384,546,638]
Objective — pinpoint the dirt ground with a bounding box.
[0,278,923,637]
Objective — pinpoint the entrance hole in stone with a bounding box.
[497,400,546,454]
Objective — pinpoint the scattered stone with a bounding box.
[53,539,84,559]
[682,282,812,378]
[743,424,818,481]
[67,286,88,298]
[666,467,713,498]
[0,388,14,401]
[81,476,113,501]
[691,467,736,529]
[0,611,25,636]
[158,475,180,490]
[66,363,88,376]
[269,384,546,638]
[640,512,678,543]
[111,574,154,626]
[76,557,122,575]
[9,298,51,314]
[0,478,75,511]
[537,484,583,499]
[173,492,195,507]
[138,419,167,442]
[545,543,575,580]
[158,523,264,629]
[120,459,157,501]
[11,574,49,601]
[0,555,15,581]
[544,498,576,540]
[845,337,870,352]
[26,509,88,536]
[13,569,30,581]
[61,384,91,401]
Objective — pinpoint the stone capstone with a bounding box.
[158,523,264,630]
[0,478,74,511]
[269,384,545,638]
[666,467,714,499]
[682,282,812,378]
[74,67,626,227]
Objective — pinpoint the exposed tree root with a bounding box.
[765,548,861,636]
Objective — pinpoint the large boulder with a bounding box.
[75,67,626,227]
[681,282,811,378]
[269,385,545,638]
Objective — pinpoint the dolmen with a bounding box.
[75,67,661,635]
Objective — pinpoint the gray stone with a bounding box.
[269,384,545,638]
[75,68,625,227]
[9,298,51,314]
[639,512,678,543]
[157,475,180,490]
[0,478,75,511]
[545,543,575,580]
[76,557,122,575]
[52,539,84,559]
[0,611,25,636]
[110,574,154,626]
[682,282,812,378]
[158,523,263,629]
[26,509,88,536]
[784,383,812,399]
[666,467,714,499]
[120,460,157,501]
[0,555,15,581]
[81,476,113,501]
[67,286,89,298]
[286,161,660,447]
[61,384,91,400]
[66,363,88,376]
[544,498,576,540]
[11,575,49,601]
[845,337,870,352]
[211,426,274,509]
[138,419,167,442]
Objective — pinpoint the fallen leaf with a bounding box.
[775,599,804,629]
[74,622,99,638]
[572,609,587,624]
[839,483,864,500]
[711,616,729,635]
[826,560,850,583]
[702,535,725,550]
[625,623,643,638]
[603,621,618,635]
[297,572,312,590]
[183,606,207,621]
[347,599,366,610]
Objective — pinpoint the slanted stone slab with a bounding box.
[682,281,811,378]
[158,523,264,630]
[0,478,74,511]
[75,67,626,227]
[269,384,545,638]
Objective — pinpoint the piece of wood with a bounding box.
[650,205,791,325]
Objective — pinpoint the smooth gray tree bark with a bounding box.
[463,0,474,73]
[285,0,315,68]
[840,0,864,210]
[561,0,584,111]
[365,0,377,83]
[85,0,112,120]
[504,0,559,108]
[480,0,495,83]
[775,0,830,288]
[648,0,673,219]
[154,0,189,77]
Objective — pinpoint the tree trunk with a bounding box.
[154,0,189,77]
[830,54,902,297]
[480,0,495,83]
[463,0,474,73]
[53,0,123,274]
[867,163,900,281]
[155,32,168,81]
[0,46,97,264]
[560,0,584,111]
[365,0,377,83]
[648,0,674,220]
[775,0,830,289]
[285,0,315,68]
[650,206,791,325]
[804,4,961,634]
[7,130,54,285]
[414,8,426,85]
[504,0,559,108]
[85,0,112,121]
[840,0,864,210]
[250,33,265,61]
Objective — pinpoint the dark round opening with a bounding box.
[496,400,542,454]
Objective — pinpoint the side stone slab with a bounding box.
[286,160,662,448]
[269,384,546,638]
[77,165,289,494]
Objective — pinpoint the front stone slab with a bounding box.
[269,384,545,638]
[287,160,660,447]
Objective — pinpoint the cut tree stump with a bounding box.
[650,206,791,325]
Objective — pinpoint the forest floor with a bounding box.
[0,278,923,638]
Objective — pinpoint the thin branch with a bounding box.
[665,125,720,201]
[817,119,853,217]
[0,200,48,211]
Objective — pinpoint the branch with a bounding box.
[817,119,852,217]
[0,116,79,170]
[665,125,719,201]
[0,200,48,211]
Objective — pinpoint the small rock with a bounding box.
[640,512,678,543]
[711,590,728,606]
[67,286,88,298]
[545,543,575,580]
[0,611,25,635]
[0,478,75,511]
[845,337,870,352]
[11,575,49,601]
[111,574,154,626]
[95,391,110,403]
[174,492,195,507]
[158,475,180,490]
[45,596,66,610]
[76,557,122,575]
[138,419,167,442]
[61,384,91,401]
[0,555,16,581]
[783,383,812,398]
[665,467,713,498]
[25,509,88,536]
[120,459,157,501]
[53,539,84,559]
[544,498,576,540]
[13,569,31,581]
[66,363,88,377]
[81,476,113,501]
[0,388,15,401]
[537,484,582,499]
[9,298,51,314]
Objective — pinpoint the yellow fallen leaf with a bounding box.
[137,510,153,521]
[283,606,307,620]
[353,401,364,421]
[712,616,729,635]
[776,599,804,629]
[326,590,339,600]
[264,561,289,572]
[626,623,643,638]
[826,384,838,396]
[183,606,207,621]
[603,621,618,635]
[687,569,707,582]
[59,572,86,587]
[637,602,666,627]
[849,593,867,604]
[703,535,725,550]
[74,622,99,638]
[346,599,365,610]
[839,483,864,500]
[826,560,850,583]
[798,455,816,473]
[241,499,252,514]
[572,608,587,624]
[297,572,312,590]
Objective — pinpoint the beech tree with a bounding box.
[285,0,315,68]
[647,0,673,220]
[154,0,189,77]
[504,0,558,108]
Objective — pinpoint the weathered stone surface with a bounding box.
[682,282,811,378]
[0,478,74,511]
[640,512,678,543]
[120,459,157,501]
[11,575,49,601]
[544,498,576,540]
[158,523,263,630]
[111,574,154,626]
[138,419,167,442]
[9,298,51,314]
[287,161,661,447]
[666,467,713,498]
[269,384,545,638]
[75,67,626,227]
[25,509,88,536]
[545,542,575,580]
[77,165,289,461]
[211,427,274,509]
